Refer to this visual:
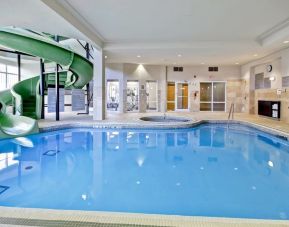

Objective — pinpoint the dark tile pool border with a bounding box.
[0,186,9,196]
[43,149,61,157]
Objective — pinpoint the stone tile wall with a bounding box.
[226,79,247,113]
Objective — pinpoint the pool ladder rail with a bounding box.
[228,103,235,122]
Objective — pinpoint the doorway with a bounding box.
[106,80,119,111]
[166,82,189,111]
[126,81,139,112]
[146,81,158,111]
[176,82,188,110]
[167,82,175,111]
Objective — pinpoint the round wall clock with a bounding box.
[267,65,273,72]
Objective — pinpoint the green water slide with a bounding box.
[0,27,93,139]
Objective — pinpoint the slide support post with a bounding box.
[40,59,45,119]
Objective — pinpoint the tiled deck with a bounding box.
[39,112,289,137]
[2,112,289,227]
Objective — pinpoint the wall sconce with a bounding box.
[269,76,275,81]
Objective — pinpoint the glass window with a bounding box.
[213,82,225,102]
[0,64,6,72]
[127,81,139,112]
[200,103,212,111]
[264,78,271,89]
[282,76,289,88]
[6,74,18,89]
[0,73,6,90]
[255,73,271,89]
[213,103,225,111]
[146,81,157,111]
[200,82,226,111]
[0,64,19,91]
[200,83,212,102]
[107,80,119,111]
[7,65,18,74]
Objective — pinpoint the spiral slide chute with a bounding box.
[0,27,93,139]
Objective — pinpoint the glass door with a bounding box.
[200,82,212,111]
[176,82,189,110]
[146,81,158,111]
[126,81,139,112]
[167,82,175,111]
[200,82,226,111]
[213,82,226,111]
[106,80,119,111]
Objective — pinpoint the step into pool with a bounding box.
[0,123,289,220]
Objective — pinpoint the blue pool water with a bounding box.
[0,123,289,220]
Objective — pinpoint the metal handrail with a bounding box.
[228,103,235,121]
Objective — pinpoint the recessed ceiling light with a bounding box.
[105,55,108,59]
[235,62,239,65]
[201,62,205,65]
[283,41,289,44]
[253,54,258,57]
[173,62,177,65]
[177,54,182,57]
[137,55,141,58]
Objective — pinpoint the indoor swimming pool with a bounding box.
[0,123,289,220]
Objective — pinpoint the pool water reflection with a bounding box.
[0,123,289,220]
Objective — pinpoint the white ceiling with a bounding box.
[1,0,289,65]
[64,0,289,42]
[0,0,96,46]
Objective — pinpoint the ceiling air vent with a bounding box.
[174,67,183,72]
[208,67,218,72]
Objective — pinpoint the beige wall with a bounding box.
[241,47,289,122]
[106,63,243,113]
[226,79,247,113]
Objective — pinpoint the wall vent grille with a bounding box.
[208,67,218,72]
[173,67,183,72]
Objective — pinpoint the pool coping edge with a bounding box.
[0,206,289,227]
[38,119,289,140]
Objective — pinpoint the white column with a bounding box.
[93,48,105,120]
[118,74,124,113]
[160,66,167,113]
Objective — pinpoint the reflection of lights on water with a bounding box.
[137,156,145,167]
[13,137,34,147]
[112,132,119,135]
[234,167,238,171]
[81,194,87,200]
[172,165,176,168]
[268,161,274,167]
[0,153,18,170]
[200,166,204,170]
[252,186,256,190]
[136,181,141,185]
[115,146,119,150]
[145,135,149,139]
[176,182,181,186]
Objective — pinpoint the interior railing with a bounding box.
[228,103,235,121]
